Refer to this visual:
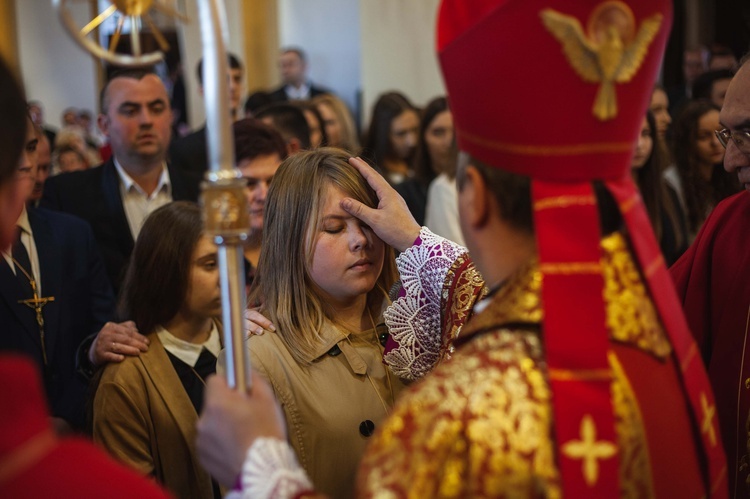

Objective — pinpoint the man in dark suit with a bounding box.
[169,53,244,176]
[0,56,169,499]
[41,68,199,367]
[42,68,200,294]
[268,47,330,102]
[2,116,116,431]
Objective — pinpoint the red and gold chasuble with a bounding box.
[358,233,712,497]
[430,0,727,496]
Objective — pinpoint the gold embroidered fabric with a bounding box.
[358,332,653,497]
[441,252,488,360]
[357,232,666,497]
[461,232,670,359]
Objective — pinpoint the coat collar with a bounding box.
[136,333,215,497]
[301,319,387,375]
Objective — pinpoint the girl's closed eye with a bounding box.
[323,225,344,234]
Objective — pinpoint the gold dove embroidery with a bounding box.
[540,1,663,121]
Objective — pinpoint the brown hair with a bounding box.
[457,154,622,236]
[233,118,288,164]
[118,202,203,335]
[0,60,27,185]
[633,111,684,247]
[312,94,360,154]
[251,148,397,364]
[673,100,740,234]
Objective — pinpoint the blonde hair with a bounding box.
[312,94,360,155]
[252,148,396,364]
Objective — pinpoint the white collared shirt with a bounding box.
[3,207,42,295]
[113,159,173,239]
[285,82,312,100]
[156,323,222,368]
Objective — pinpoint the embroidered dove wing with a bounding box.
[540,9,601,83]
[615,14,663,82]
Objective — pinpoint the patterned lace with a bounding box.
[383,227,468,380]
[226,437,313,499]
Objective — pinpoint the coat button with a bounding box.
[378,332,389,347]
[745,378,750,390]
[359,420,375,437]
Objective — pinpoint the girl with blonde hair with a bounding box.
[245,148,404,498]
[312,94,360,154]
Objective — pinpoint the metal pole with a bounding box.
[198,0,252,392]
[51,0,253,391]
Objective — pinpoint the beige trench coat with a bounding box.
[245,321,407,499]
[93,334,215,499]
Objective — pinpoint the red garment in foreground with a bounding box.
[0,354,171,499]
[671,191,750,498]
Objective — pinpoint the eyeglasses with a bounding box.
[715,128,750,154]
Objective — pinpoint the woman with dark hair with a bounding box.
[396,96,454,226]
[631,112,687,265]
[93,202,222,499]
[295,100,328,149]
[363,91,420,185]
[670,100,739,240]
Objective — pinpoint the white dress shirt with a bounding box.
[113,159,173,239]
[156,323,222,368]
[285,82,312,100]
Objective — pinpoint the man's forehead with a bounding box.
[106,75,168,104]
[281,52,302,63]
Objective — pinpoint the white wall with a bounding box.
[277,0,361,113]
[359,0,445,127]
[16,0,99,130]
[179,0,246,127]
[15,0,444,133]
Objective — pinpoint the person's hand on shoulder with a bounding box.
[89,321,149,365]
[245,309,275,338]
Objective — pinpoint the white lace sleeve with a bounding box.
[225,437,314,499]
[383,227,468,381]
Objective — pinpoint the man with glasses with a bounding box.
[1,112,116,432]
[671,53,750,498]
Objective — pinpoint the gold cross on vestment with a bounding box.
[15,263,54,366]
[701,392,717,447]
[562,414,618,486]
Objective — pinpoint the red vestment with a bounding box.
[0,354,171,498]
[359,231,714,497]
[670,191,750,498]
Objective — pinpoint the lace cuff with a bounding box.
[383,227,468,380]
[227,437,313,499]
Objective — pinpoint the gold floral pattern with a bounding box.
[357,232,665,497]
[441,254,488,360]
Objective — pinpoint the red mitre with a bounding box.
[438,1,727,497]
[439,0,668,181]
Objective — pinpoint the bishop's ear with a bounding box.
[458,163,491,230]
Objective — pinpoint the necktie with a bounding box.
[12,228,34,298]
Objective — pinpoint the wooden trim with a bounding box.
[240,0,279,92]
[0,0,19,77]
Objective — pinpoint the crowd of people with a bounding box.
[2,0,750,497]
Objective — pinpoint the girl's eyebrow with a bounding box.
[321,214,349,221]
